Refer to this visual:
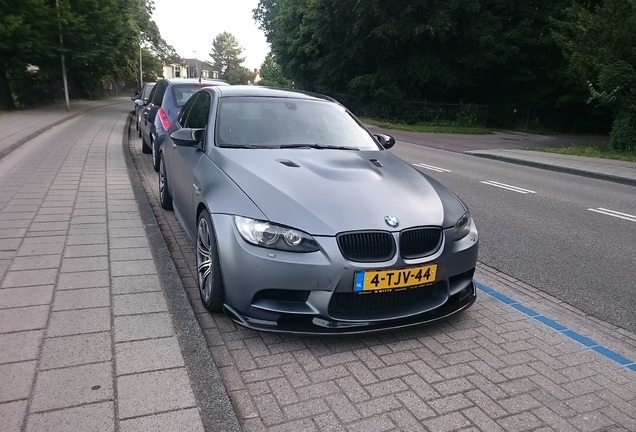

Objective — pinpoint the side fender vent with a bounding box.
[276,158,300,168]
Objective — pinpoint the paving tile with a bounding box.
[0,330,43,364]
[109,247,153,261]
[0,305,49,333]
[66,234,107,245]
[40,332,112,370]
[57,270,109,290]
[0,361,37,403]
[113,292,167,316]
[9,254,61,271]
[26,402,114,432]
[115,336,184,375]
[31,362,113,412]
[71,215,107,224]
[119,408,204,432]
[0,228,27,239]
[15,242,64,256]
[53,287,110,311]
[112,275,161,294]
[116,368,197,419]
[47,307,111,337]
[0,219,30,229]
[0,286,54,309]
[1,269,57,288]
[28,222,69,232]
[60,256,108,273]
[110,237,149,249]
[111,260,156,277]
[0,400,27,432]
[63,243,108,258]
[0,238,21,251]
[114,312,174,342]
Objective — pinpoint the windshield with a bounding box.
[215,97,379,150]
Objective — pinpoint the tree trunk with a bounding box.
[0,65,16,110]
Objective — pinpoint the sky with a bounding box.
[151,0,270,70]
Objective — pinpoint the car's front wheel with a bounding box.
[159,155,173,210]
[152,138,160,172]
[196,210,225,312]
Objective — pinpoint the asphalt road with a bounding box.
[390,141,636,334]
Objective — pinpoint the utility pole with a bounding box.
[139,31,143,87]
[55,0,70,111]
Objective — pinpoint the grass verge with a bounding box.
[532,145,636,163]
[360,117,491,134]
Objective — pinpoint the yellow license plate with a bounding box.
[354,264,438,292]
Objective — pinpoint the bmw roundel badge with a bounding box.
[384,216,399,228]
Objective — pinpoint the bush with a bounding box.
[609,112,636,152]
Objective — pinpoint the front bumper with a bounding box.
[211,214,479,334]
[224,279,476,335]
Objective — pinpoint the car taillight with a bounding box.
[158,107,170,130]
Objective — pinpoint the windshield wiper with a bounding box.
[279,143,360,150]
[218,144,273,149]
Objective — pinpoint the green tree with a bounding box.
[257,53,294,88]
[254,0,602,131]
[209,32,246,83]
[553,0,636,150]
[0,0,174,108]
[0,0,58,109]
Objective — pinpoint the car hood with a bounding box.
[214,149,464,236]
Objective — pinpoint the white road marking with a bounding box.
[480,180,537,194]
[413,163,451,173]
[588,208,636,223]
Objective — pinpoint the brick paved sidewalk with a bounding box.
[0,102,239,431]
[0,98,126,159]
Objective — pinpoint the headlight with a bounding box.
[234,216,320,252]
[453,211,472,240]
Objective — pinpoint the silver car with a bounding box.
[159,86,478,334]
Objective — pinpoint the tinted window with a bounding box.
[150,81,167,105]
[183,92,211,129]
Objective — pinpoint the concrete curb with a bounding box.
[121,112,242,432]
[466,151,636,187]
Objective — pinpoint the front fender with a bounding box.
[194,155,266,222]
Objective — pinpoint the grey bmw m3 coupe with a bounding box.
[159,85,478,334]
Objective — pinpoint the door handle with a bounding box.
[193,183,201,195]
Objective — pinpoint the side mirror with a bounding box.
[131,92,140,101]
[170,128,205,146]
[374,134,396,149]
[135,99,144,106]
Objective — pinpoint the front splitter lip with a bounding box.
[223,287,476,335]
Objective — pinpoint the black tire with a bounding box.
[141,133,151,154]
[159,155,173,210]
[196,210,225,312]
[152,138,160,172]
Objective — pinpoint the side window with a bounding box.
[178,94,196,126]
[150,81,167,106]
[183,92,211,129]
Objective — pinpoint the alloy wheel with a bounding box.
[196,217,213,303]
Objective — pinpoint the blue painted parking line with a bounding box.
[474,280,636,373]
